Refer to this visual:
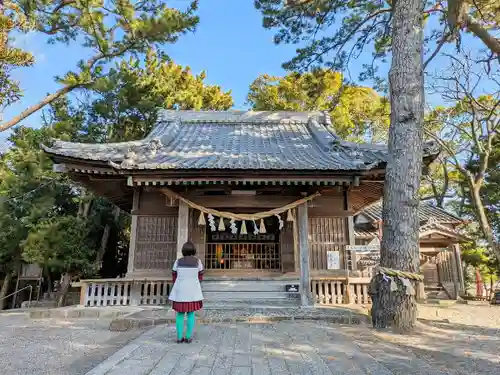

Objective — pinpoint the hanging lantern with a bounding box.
[259,219,267,234]
[287,209,294,222]
[218,217,226,231]
[240,220,248,235]
[198,211,206,226]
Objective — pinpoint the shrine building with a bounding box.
[42,110,449,307]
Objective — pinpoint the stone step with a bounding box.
[108,306,370,331]
[425,289,451,300]
[424,286,444,292]
[203,291,298,300]
[201,279,299,293]
[422,299,459,306]
[203,299,300,310]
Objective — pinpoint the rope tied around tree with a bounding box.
[370,267,424,297]
[376,266,424,282]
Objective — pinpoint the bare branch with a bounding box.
[424,30,452,70]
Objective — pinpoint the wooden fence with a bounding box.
[79,279,173,307]
[310,278,371,305]
[77,277,371,307]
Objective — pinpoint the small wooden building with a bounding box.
[42,111,439,307]
[354,201,466,299]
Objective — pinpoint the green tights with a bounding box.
[176,312,195,341]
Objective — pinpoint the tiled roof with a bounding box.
[354,223,465,240]
[42,110,439,172]
[359,201,463,224]
[354,228,378,239]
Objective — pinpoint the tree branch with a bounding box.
[424,30,451,70]
[466,17,500,55]
[0,83,85,131]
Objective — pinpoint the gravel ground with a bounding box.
[355,303,500,374]
[0,312,146,375]
[417,304,500,328]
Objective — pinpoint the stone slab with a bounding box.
[108,306,370,332]
[85,318,500,375]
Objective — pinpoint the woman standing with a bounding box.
[168,241,204,343]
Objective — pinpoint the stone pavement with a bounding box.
[85,318,500,375]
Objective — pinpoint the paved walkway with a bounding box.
[85,318,500,375]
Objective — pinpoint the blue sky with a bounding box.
[1,0,298,147]
[0,1,486,150]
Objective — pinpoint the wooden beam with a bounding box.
[177,201,189,259]
[297,202,312,306]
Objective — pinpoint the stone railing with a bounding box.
[76,278,173,307]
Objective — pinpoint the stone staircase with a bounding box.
[424,283,451,300]
[201,278,301,308]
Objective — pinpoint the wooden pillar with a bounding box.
[127,188,140,275]
[293,208,300,273]
[344,190,356,272]
[446,254,454,282]
[177,201,189,259]
[298,202,312,306]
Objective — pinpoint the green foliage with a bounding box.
[255,0,499,82]
[461,241,499,280]
[247,69,389,141]
[87,49,233,141]
[0,126,74,274]
[1,0,201,130]
[0,51,234,284]
[23,216,95,275]
[423,57,500,263]
[0,1,36,110]
[484,140,500,235]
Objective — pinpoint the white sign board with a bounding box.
[346,244,380,252]
[356,250,381,269]
[327,251,340,270]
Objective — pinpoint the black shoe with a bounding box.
[176,338,184,344]
[184,338,192,343]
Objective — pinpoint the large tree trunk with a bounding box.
[0,272,13,311]
[370,0,426,332]
[56,273,72,308]
[96,206,121,269]
[470,184,500,263]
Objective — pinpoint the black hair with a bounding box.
[182,241,196,257]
